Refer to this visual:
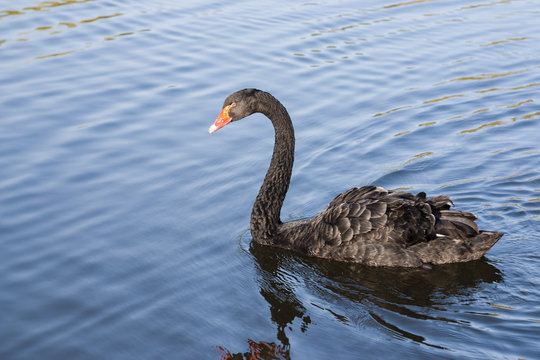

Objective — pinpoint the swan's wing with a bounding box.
[318,200,387,245]
[299,186,408,264]
[327,185,388,207]
[316,185,479,248]
[291,185,489,266]
[315,186,391,247]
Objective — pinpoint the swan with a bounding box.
[208,88,502,267]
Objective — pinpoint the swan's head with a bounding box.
[208,88,261,133]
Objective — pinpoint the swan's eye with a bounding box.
[231,102,237,107]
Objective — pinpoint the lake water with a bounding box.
[1,0,540,359]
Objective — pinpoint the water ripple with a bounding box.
[1,0,540,359]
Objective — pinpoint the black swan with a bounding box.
[208,88,502,267]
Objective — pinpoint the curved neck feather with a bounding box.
[250,93,295,243]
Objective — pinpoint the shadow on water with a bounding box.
[218,240,502,359]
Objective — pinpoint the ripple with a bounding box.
[1,0,540,359]
[435,69,534,86]
[481,36,533,47]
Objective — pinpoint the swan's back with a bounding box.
[275,186,502,267]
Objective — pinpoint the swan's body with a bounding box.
[209,89,502,267]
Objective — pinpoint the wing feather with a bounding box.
[305,185,483,259]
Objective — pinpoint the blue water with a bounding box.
[1,0,539,359]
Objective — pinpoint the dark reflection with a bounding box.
[250,247,312,354]
[217,239,502,357]
[241,241,502,354]
[217,340,289,360]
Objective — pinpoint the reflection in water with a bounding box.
[1,2,137,59]
[367,75,539,138]
[383,0,436,9]
[217,340,289,360]
[481,36,532,47]
[477,82,540,94]
[104,29,151,41]
[459,120,505,134]
[423,94,465,104]
[34,47,84,59]
[506,99,533,108]
[459,109,540,134]
[435,69,529,86]
[80,13,123,23]
[223,241,502,356]
[2,0,538,358]
[0,0,94,17]
[373,105,412,118]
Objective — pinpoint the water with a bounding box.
[1,0,539,359]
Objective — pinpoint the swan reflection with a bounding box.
[218,242,502,358]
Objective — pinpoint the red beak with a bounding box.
[209,105,232,133]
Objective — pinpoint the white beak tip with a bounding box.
[208,124,218,134]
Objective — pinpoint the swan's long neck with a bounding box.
[250,93,295,244]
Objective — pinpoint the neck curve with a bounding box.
[250,92,295,244]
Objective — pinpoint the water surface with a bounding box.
[1,0,540,359]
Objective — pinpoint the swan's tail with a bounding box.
[410,230,503,265]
